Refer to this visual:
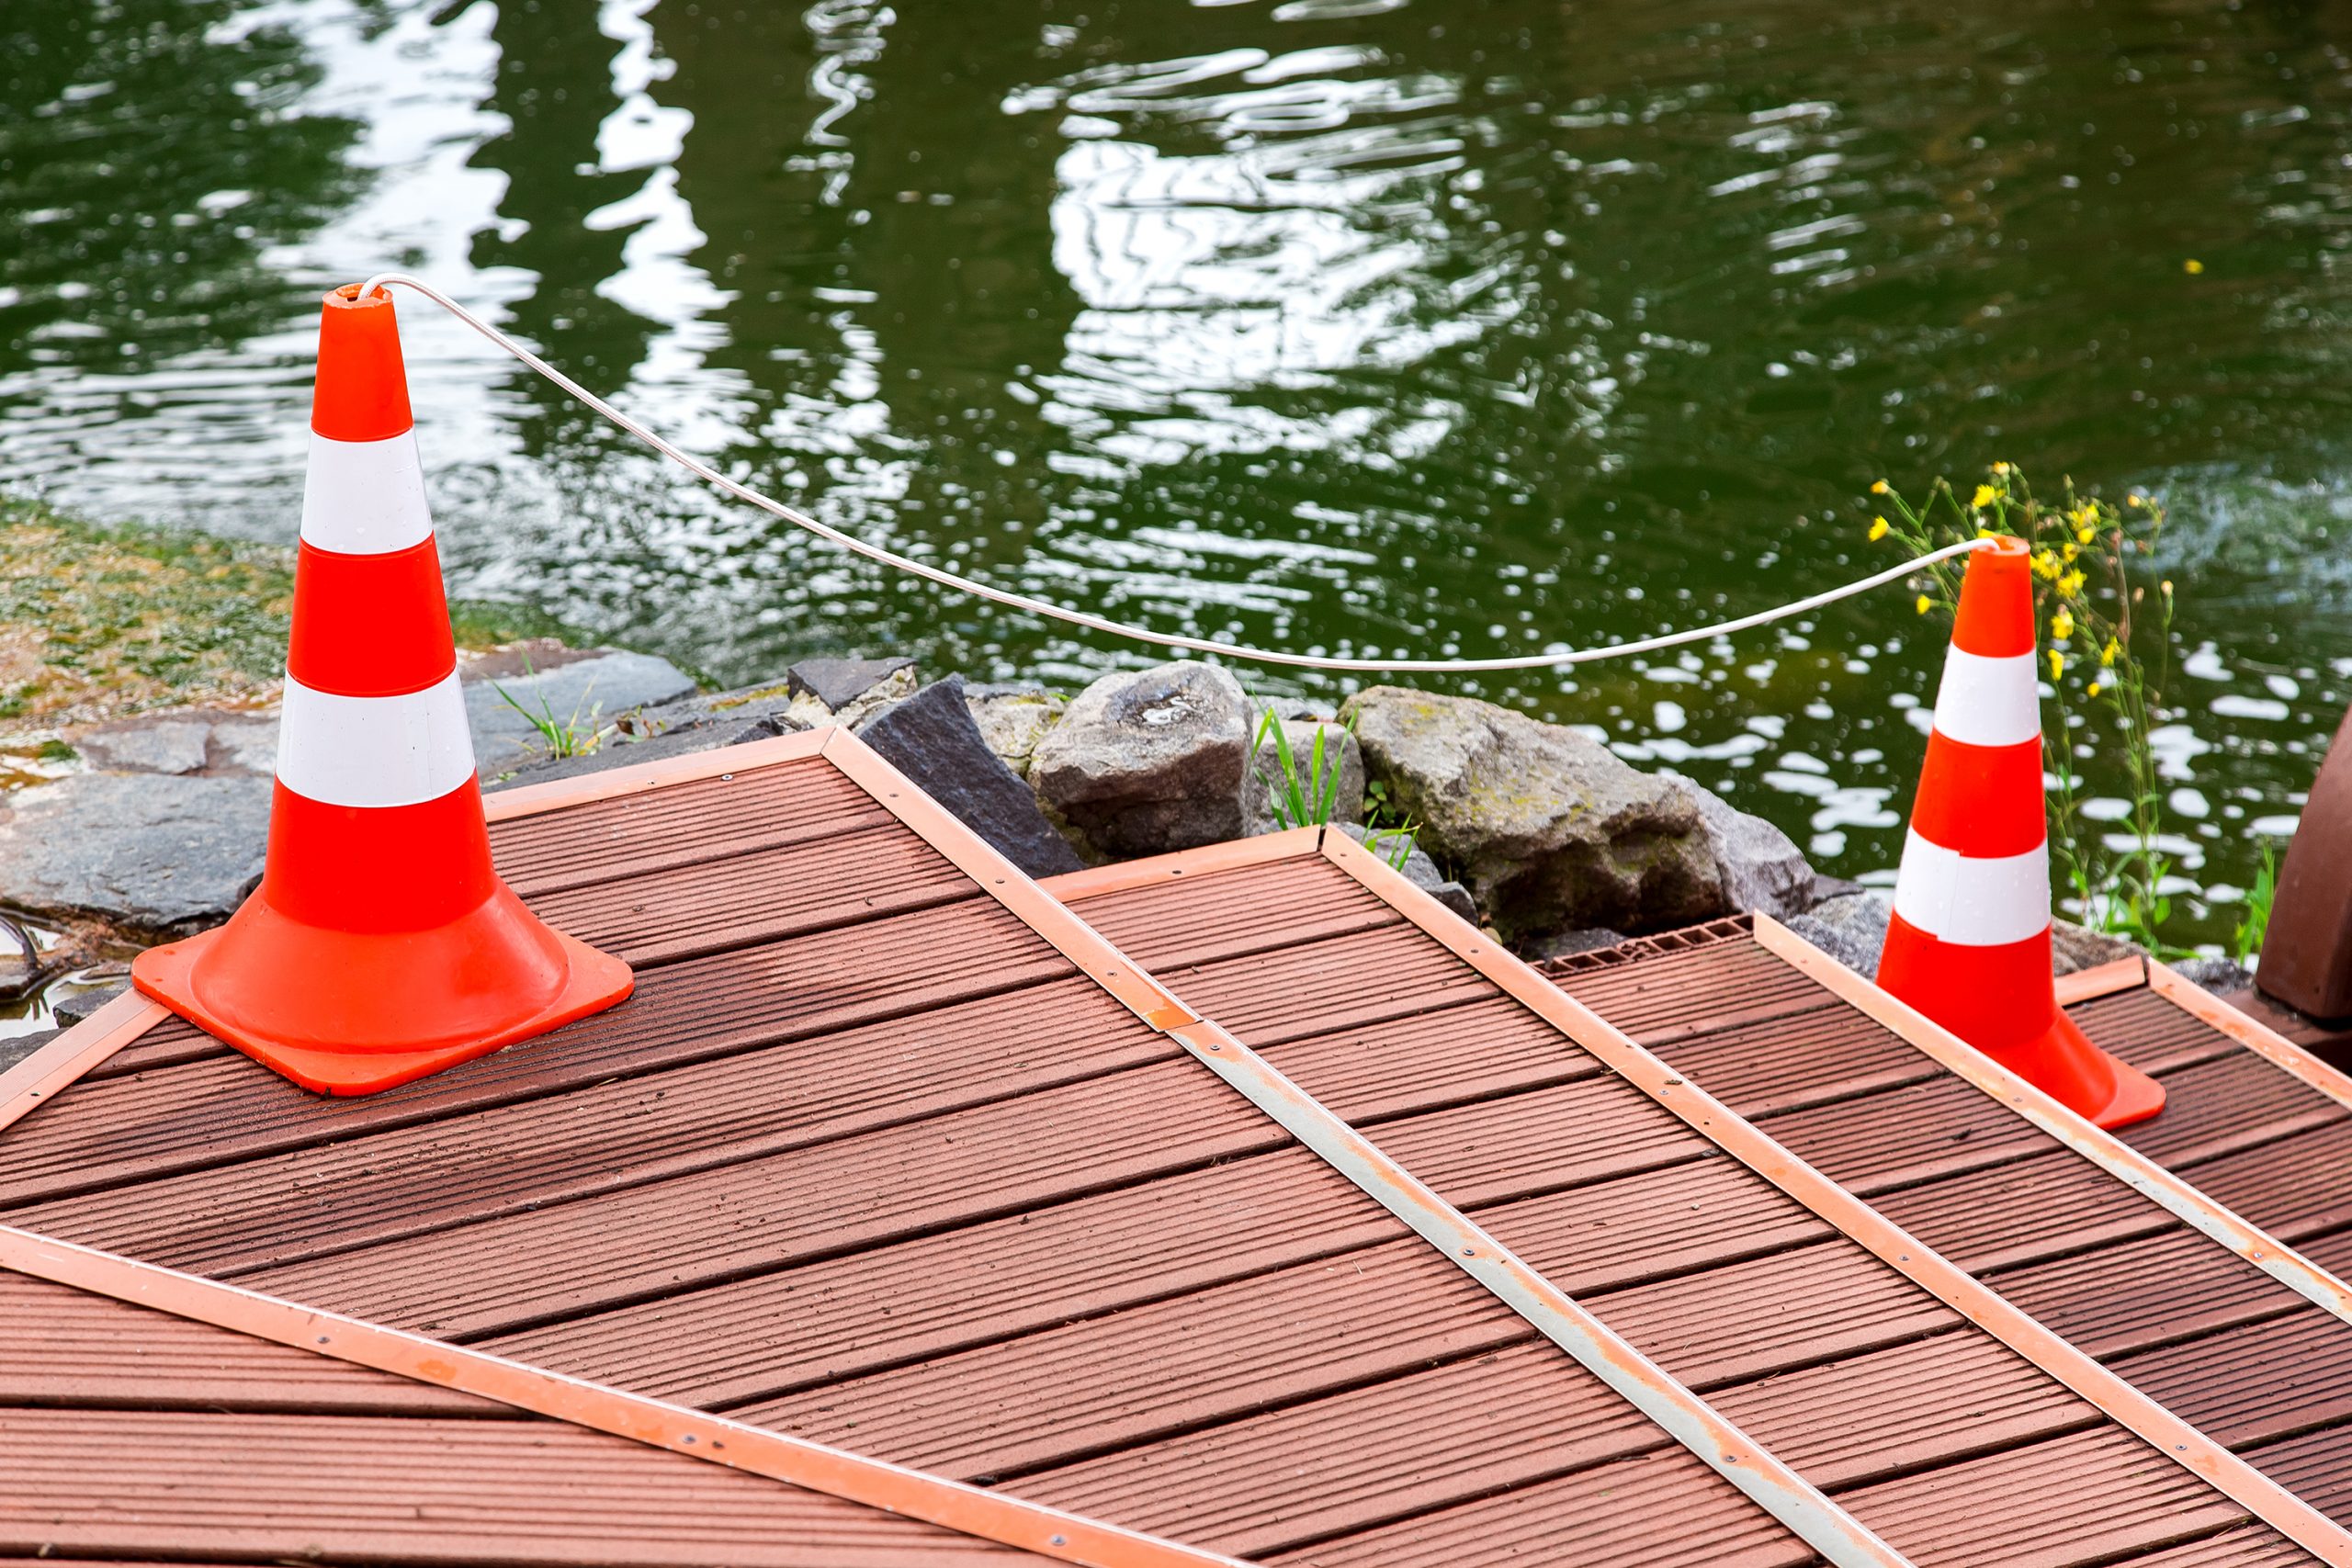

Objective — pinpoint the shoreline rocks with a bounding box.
[0,648,2149,987]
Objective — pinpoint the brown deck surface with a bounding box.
[0,736,1828,1568]
[1051,845,2334,1566]
[1530,919,2352,1529]
[0,1268,1061,1565]
[0,731,2338,1566]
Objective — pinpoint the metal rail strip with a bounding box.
[2146,958,2352,1116]
[817,735,1917,1568]
[1752,912,2352,1324]
[0,988,168,1137]
[0,1224,1242,1568]
[1309,832,2352,1563]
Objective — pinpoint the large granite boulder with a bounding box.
[1668,775,1820,921]
[0,773,271,939]
[855,676,1083,879]
[1339,686,1723,942]
[1241,715,1365,837]
[1030,661,1253,859]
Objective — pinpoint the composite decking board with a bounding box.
[1148,922,1500,1045]
[1986,1226,2308,1359]
[1836,1426,2255,1568]
[1063,855,1403,971]
[0,1271,501,1416]
[2117,1049,2350,1168]
[232,1055,1288,1337]
[487,754,894,897]
[2114,1307,2352,1451]
[5,979,1169,1278]
[2186,1121,2352,1243]
[1540,939,1836,1043]
[3,898,1091,1230]
[1258,1448,1816,1568]
[2246,1426,2352,1529]
[87,1013,228,1078]
[730,1226,1960,1485]
[478,1109,1770,1411]
[0,1408,1048,1567]
[2113,1529,2318,1568]
[1006,1340,1670,1557]
[519,819,982,965]
[2074,987,2258,1077]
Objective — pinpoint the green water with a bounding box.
[5,0,2349,943]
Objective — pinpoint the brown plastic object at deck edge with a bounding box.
[2257,702,2352,1021]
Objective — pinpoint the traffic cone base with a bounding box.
[1877,911,2165,1130]
[134,889,632,1096]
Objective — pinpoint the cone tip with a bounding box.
[313,285,413,443]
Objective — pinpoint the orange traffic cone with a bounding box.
[1875,535,2164,1129]
[132,285,633,1096]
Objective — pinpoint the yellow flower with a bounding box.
[2031,548,2060,580]
[2101,638,2120,666]
[2127,493,2145,508]
[2086,681,2102,698]
[2051,608,2075,641]
[2049,649,2065,679]
[2076,525,2096,545]
[2058,569,2086,598]
[1870,479,1890,495]
[2062,542,2078,562]
[1993,461,2012,476]
[2184,258,2204,275]
[1916,594,1933,615]
[1868,516,1891,542]
[2160,579,2174,596]
[1972,484,1997,509]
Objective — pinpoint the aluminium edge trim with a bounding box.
[2054,955,2152,1008]
[1751,911,2352,1327]
[2145,960,2352,1117]
[0,988,169,1138]
[0,1224,1242,1568]
[818,742,1916,1568]
[1315,831,2352,1563]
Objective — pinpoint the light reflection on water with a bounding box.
[5,0,2352,945]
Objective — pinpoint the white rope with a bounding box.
[356,272,1991,674]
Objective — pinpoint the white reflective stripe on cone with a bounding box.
[300,430,433,556]
[1892,829,2053,947]
[277,670,474,809]
[1928,648,2042,750]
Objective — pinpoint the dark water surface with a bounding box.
[6,0,2351,943]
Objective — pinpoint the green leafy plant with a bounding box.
[1251,705,1356,830]
[490,657,612,761]
[1251,703,1421,873]
[2233,840,2280,965]
[1870,463,2191,954]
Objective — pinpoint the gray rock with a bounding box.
[0,773,271,938]
[1030,661,1254,859]
[1783,890,1894,976]
[2172,954,2256,993]
[0,1028,59,1073]
[1242,715,1365,837]
[485,712,806,792]
[52,981,130,1026]
[788,656,916,713]
[207,715,278,775]
[964,683,1067,780]
[1340,686,1723,942]
[1526,927,1631,962]
[1337,822,1464,912]
[628,679,799,735]
[1668,776,1818,921]
[465,650,698,772]
[2051,918,2142,976]
[74,717,213,775]
[855,677,1084,879]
